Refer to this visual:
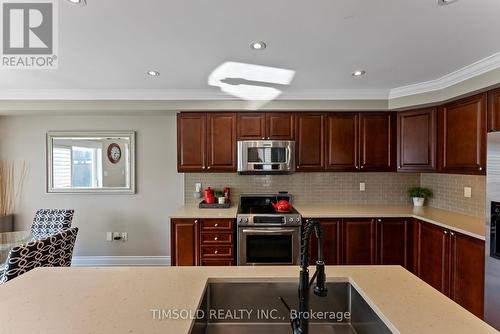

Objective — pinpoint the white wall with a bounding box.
[0,114,183,256]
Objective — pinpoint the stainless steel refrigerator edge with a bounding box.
[485,131,500,329]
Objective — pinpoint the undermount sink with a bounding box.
[190,281,393,334]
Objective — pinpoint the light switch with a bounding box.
[360,182,366,192]
[106,232,113,241]
[464,187,472,198]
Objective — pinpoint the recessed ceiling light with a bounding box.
[352,70,366,77]
[66,0,87,5]
[147,70,160,77]
[250,41,267,50]
[438,0,457,5]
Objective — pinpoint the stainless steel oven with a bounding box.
[237,140,295,174]
[238,225,300,266]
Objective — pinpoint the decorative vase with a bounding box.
[0,215,14,233]
[412,197,425,207]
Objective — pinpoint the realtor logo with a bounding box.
[1,0,58,69]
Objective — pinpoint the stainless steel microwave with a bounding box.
[237,140,295,174]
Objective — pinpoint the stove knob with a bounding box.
[289,217,294,223]
[296,218,300,222]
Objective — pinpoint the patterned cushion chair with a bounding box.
[31,209,74,239]
[0,227,79,284]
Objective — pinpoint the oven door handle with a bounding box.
[241,229,297,234]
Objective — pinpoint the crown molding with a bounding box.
[0,88,390,101]
[1,52,500,102]
[389,51,500,99]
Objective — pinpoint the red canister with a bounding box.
[204,187,214,202]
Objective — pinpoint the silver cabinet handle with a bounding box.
[214,223,219,227]
[207,166,211,170]
[267,137,270,139]
[377,219,382,222]
[450,232,455,236]
[479,167,483,171]
[360,165,364,169]
[261,137,265,140]
[444,230,448,235]
[194,220,199,223]
[214,236,218,241]
[241,229,297,234]
[202,166,206,169]
[214,250,218,254]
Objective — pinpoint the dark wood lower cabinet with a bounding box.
[449,231,485,318]
[310,219,341,265]
[171,218,235,266]
[416,221,449,293]
[342,218,376,265]
[415,220,485,318]
[171,219,200,266]
[376,218,409,268]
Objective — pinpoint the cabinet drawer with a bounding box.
[200,245,233,258]
[200,258,234,266]
[201,219,233,231]
[201,232,233,244]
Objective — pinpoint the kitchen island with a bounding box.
[0,265,496,334]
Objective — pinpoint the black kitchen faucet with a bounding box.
[280,219,328,334]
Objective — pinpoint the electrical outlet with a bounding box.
[464,187,472,198]
[359,182,366,192]
[121,232,128,241]
[112,232,122,241]
[195,183,202,192]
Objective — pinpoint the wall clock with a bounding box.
[107,143,121,164]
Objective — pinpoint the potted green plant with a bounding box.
[407,187,432,207]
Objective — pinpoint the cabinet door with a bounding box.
[309,219,341,265]
[177,113,206,172]
[342,219,376,265]
[237,113,266,140]
[438,93,487,174]
[295,113,325,171]
[416,221,450,294]
[266,113,295,140]
[207,113,237,171]
[488,88,500,132]
[450,232,485,318]
[359,113,395,171]
[325,113,359,171]
[397,108,436,172]
[171,219,199,266]
[376,218,408,267]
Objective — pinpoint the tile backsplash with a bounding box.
[420,173,485,218]
[185,173,419,206]
[185,172,486,218]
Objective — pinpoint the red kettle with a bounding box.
[272,200,292,213]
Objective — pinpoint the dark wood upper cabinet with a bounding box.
[325,113,359,171]
[310,219,341,265]
[171,219,199,266]
[449,232,485,318]
[177,113,207,172]
[266,112,295,140]
[359,113,395,171]
[376,218,408,267]
[397,108,437,172]
[417,221,450,294]
[342,218,376,265]
[295,113,325,171]
[237,113,266,140]
[206,113,237,171]
[438,93,487,175]
[488,88,500,132]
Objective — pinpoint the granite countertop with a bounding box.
[0,266,495,334]
[170,204,485,240]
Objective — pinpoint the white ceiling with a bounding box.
[1,0,500,100]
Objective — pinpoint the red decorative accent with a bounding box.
[107,143,121,164]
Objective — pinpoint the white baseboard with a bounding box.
[71,256,171,267]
